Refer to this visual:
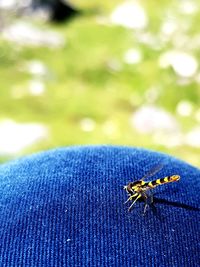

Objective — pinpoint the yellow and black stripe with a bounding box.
[146,175,180,188]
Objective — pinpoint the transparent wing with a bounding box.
[140,164,163,181]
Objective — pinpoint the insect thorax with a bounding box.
[126,180,145,193]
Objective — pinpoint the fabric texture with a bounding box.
[0,145,199,267]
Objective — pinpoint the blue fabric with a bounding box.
[0,145,199,267]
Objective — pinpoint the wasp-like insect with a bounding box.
[124,165,180,214]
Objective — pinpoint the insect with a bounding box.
[124,165,180,214]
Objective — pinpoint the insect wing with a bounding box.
[140,164,163,181]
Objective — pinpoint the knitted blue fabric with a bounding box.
[0,146,199,267]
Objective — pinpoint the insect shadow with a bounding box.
[153,196,199,212]
[138,195,200,221]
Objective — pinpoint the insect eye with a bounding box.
[125,183,133,193]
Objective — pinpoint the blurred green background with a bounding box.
[0,0,200,167]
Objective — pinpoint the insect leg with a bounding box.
[124,193,138,204]
[141,192,148,215]
[142,191,155,215]
[143,203,148,215]
[128,193,141,211]
[150,193,154,204]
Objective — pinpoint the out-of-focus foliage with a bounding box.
[0,0,200,166]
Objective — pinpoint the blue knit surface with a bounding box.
[0,145,199,267]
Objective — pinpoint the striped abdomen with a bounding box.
[146,175,180,189]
